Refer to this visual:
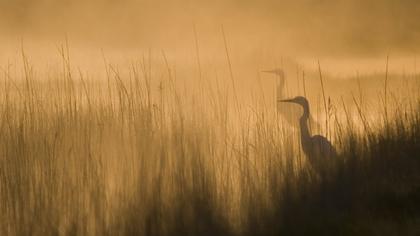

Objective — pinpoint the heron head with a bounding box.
[262,68,285,79]
[279,96,309,108]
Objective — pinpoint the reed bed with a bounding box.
[0,51,419,235]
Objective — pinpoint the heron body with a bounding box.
[280,96,336,174]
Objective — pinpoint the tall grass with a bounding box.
[0,50,419,236]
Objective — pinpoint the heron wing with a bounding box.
[311,135,337,158]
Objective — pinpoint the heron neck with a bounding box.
[299,106,311,145]
[276,79,285,99]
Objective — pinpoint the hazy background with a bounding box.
[0,0,419,75]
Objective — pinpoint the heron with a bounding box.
[261,68,285,101]
[262,69,319,132]
[279,96,337,175]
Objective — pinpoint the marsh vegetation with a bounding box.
[0,45,419,236]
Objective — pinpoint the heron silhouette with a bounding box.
[262,69,319,131]
[262,68,285,101]
[279,96,337,174]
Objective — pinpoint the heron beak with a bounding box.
[278,98,294,103]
